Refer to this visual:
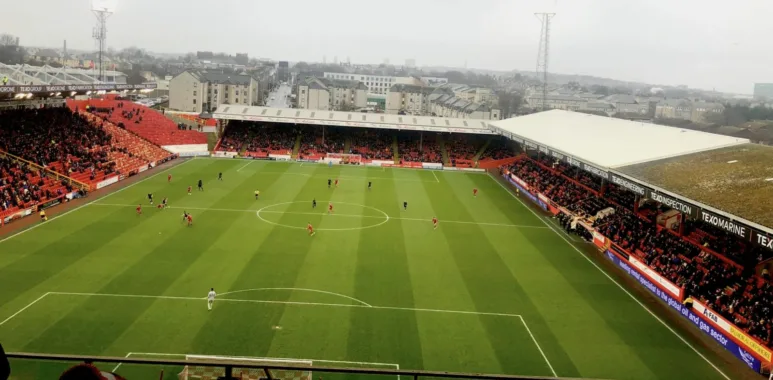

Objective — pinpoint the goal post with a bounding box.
[178,355,313,380]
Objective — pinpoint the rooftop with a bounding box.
[213,106,495,134]
[617,143,773,228]
[489,109,749,168]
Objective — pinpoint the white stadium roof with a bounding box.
[489,110,749,169]
[213,105,495,134]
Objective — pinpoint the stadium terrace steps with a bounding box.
[438,135,450,165]
[343,137,352,154]
[292,134,302,158]
[474,139,492,162]
[67,99,207,146]
[392,135,399,164]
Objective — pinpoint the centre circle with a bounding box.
[256,201,390,231]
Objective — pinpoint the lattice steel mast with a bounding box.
[535,13,555,112]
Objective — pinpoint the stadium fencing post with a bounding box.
[225,365,233,379]
[158,369,164,380]
[263,366,274,380]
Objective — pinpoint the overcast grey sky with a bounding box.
[4,0,771,94]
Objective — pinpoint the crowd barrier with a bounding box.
[502,172,772,375]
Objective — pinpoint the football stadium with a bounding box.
[0,96,772,380]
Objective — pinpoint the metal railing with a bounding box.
[6,352,603,380]
[0,150,90,191]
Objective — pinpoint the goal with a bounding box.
[178,355,313,380]
[326,153,362,165]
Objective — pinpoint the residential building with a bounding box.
[754,83,773,99]
[654,99,693,120]
[427,92,501,120]
[435,83,498,105]
[525,93,585,111]
[169,70,259,113]
[297,78,330,110]
[603,94,649,114]
[296,77,367,111]
[691,102,725,123]
[323,72,396,96]
[386,84,434,114]
[277,61,289,82]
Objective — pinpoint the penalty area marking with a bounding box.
[112,352,400,374]
[256,201,390,232]
[1,291,554,378]
[217,288,373,307]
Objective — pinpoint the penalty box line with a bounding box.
[114,352,400,373]
[2,292,554,378]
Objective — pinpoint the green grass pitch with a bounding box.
[0,158,735,380]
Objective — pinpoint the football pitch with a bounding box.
[0,158,736,380]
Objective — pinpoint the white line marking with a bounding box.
[111,352,132,373]
[90,203,548,230]
[129,352,399,368]
[518,316,557,377]
[488,174,732,380]
[47,292,523,318]
[0,158,196,245]
[0,292,50,327]
[432,171,439,183]
[217,288,372,307]
[256,201,391,232]
[300,163,304,167]
[236,160,252,172]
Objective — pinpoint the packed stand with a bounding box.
[298,127,345,160]
[604,183,637,209]
[446,134,484,167]
[533,155,603,192]
[350,129,393,161]
[684,219,773,268]
[216,122,249,152]
[506,156,773,346]
[478,138,518,162]
[509,159,589,208]
[0,108,120,184]
[0,156,73,218]
[397,132,442,163]
[243,124,297,157]
[68,99,207,146]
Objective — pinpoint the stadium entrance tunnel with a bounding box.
[256,201,390,232]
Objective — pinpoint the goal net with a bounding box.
[326,153,362,164]
[178,355,313,380]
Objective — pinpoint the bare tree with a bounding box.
[0,34,18,46]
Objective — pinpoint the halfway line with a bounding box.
[90,203,548,229]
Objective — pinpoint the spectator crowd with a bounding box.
[506,156,773,347]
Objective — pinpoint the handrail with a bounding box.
[0,150,90,191]
[6,352,605,380]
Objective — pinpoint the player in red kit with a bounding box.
[328,202,334,214]
[187,214,193,226]
[432,217,438,230]
[334,178,339,187]
[307,222,315,236]
[168,174,172,183]
[473,188,478,197]
[136,204,142,215]
[187,185,192,195]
